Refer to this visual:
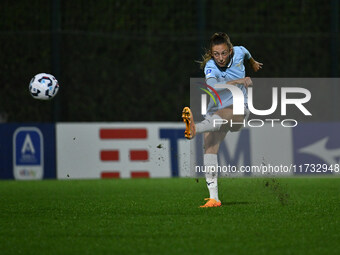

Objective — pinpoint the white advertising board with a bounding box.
[57,122,339,179]
[57,123,190,179]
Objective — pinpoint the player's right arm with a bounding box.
[205,63,252,89]
[227,77,253,88]
[204,62,221,90]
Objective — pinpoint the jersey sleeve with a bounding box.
[204,61,219,81]
[204,63,226,92]
[239,46,252,60]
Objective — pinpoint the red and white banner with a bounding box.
[56,123,189,179]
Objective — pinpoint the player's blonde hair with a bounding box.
[199,32,233,69]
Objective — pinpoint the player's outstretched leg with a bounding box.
[182,107,196,139]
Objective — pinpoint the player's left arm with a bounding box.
[248,57,263,72]
[240,46,263,72]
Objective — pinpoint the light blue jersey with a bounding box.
[204,46,251,114]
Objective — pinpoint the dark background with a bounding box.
[0,0,339,122]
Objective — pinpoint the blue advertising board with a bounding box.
[0,123,56,180]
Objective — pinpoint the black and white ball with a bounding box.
[29,73,59,100]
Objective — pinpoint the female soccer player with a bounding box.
[182,32,262,207]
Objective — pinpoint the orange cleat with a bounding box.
[182,107,196,139]
[199,198,222,208]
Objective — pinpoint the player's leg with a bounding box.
[196,104,247,134]
[214,105,248,132]
[183,105,246,207]
[200,129,227,208]
[182,106,228,140]
[200,106,246,207]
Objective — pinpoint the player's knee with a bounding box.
[229,124,243,132]
[229,115,245,132]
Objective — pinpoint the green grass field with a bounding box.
[0,178,339,255]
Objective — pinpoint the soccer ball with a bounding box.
[29,73,59,100]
